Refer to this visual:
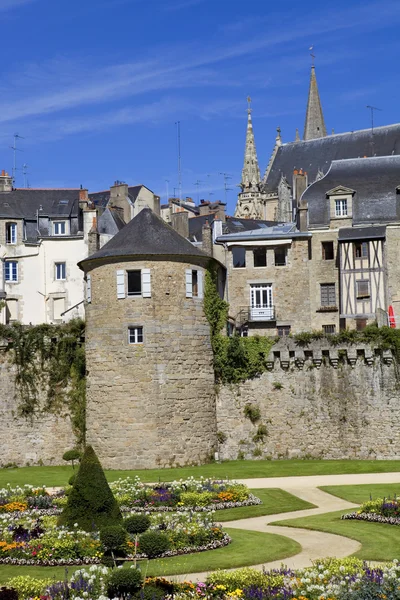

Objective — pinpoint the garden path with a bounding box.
[168,472,400,581]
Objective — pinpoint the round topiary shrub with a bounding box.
[107,568,142,598]
[100,525,127,553]
[124,514,151,535]
[139,531,171,558]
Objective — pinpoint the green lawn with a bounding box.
[216,488,315,522]
[0,528,300,584]
[2,459,400,487]
[320,483,400,504]
[274,509,400,562]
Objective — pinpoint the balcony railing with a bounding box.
[250,306,275,321]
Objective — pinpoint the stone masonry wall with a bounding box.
[0,351,76,466]
[85,256,217,470]
[217,339,400,460]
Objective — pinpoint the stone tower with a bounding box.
[79,207,218,469]
[235,98,265,219]
[303,65,327,140]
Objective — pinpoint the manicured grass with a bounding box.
[320,483,400,504]
[274,509,400,561]
[2,459,400,487]
[216,488,315,522]
[0,528,300,584]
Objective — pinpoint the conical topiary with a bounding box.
[58,445,122,531]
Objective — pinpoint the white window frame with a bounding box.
[5,222,17,244]
[128,326,144,345]
[117,269,152,299]
[250,283,274,320]
[53,221,66,235]
[55,262,66,280]
[5,261,18,283]
[335,198,348,217]
[185,268,204,299]
[86,274,92,303]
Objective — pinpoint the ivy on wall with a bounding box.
[0,319,86,447]
[204,264,274,383]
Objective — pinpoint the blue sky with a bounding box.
[0,0,399,214]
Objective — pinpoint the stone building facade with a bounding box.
[79,207,219,469]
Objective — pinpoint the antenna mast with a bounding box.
[165,179,170,202]
[175,121,182,201]
[10,133,24,186]
[366,105,382,136]
[219,172,232,203]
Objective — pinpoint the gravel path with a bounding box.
[165,472,400,581]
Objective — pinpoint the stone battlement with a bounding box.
[266,339,394,370]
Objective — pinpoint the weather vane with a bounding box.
[309,45,315,67]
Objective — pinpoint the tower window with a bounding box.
[127,270,142,296]
[128,326,143,345]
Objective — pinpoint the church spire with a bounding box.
[241,96,261,190]
[303,65,327,141]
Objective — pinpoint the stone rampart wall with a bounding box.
[216,339,400,460]
[0,350,75,467]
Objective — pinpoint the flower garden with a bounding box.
[342,495,400,526]
[4,557,400,600]
[0,450,261,567]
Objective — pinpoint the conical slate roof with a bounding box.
[303,66,327,141]
[79,207,209,268]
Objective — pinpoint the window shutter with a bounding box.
[197,270,204,299]
[86,274,92,303]
[142,268,151,297]
[185,269,193,298]
[116,270,125,299]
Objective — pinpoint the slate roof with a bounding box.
[0,188,80,219]
[264,123,400,194]
[98,207,126,236]
[189,214,277,242]
[79,207,210,268]
[89,185,147,209]
[338,226,386,241]
[216,223,311,243]
[302,155,400,227]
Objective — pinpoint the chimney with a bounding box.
[0,170,12,192]
[198,201,211,216]
[88,217,100,255]
[212,215,223,242]
[202,219,212,256]
[293,168,307,203]
[171,211,189,239]
[79,188,89,209]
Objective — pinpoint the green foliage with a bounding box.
[243,403,261,424]
[62,449,81,470]
[100,525,127,552]
[272,381,283,390]
[253,423,268,443]
[217,431,227,444]
[107,567,142,598]
[0,319,86,446]
[124,514,151,534]
[180,491,214,506]
[203,264,229,339]
[139,584,166,600]
[206,567,284,592]
[68,473,77,486]
[139,530,171,558]
[6,576,52,599]
[58,445,122,531]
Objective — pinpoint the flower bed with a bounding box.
[0,508,229,566]
[342,511,400,525]
[341,495,400,526]
[5,558,400,600]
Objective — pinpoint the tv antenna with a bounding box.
[10,133,24,185]
[366,105,382,135]
[175,121,182,201]
[219,172,232,203]
[165,179,170,201]
[22,163,29,188]
[193,179,204,203]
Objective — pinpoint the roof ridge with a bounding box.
[282,122,400,146]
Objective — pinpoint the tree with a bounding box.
[58,445,122,531]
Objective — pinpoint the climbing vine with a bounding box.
[0,319,86,447]
[204,264,274,383]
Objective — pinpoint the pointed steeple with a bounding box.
[303,65,327,141]
[241,96,261,190]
